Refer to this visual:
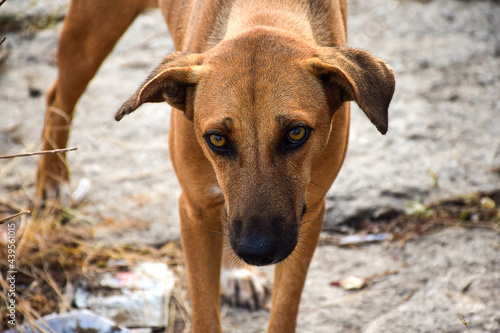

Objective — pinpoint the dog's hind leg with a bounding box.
[37,0,149,206]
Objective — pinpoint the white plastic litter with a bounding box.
[75,261,175,328]
[338,233,392,246]
[72,178,91,204]
[5,309,131,333]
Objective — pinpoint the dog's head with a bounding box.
[116,28,395,266]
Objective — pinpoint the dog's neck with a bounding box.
[177,0,346,52]
[224,0,315,44]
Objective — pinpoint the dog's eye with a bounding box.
[288,127,307,143]
[209,134,226,148]
[286,126,310,149]
[282,125,311,152]
[205,133,231,155]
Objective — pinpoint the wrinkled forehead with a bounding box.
[193,31,327,131]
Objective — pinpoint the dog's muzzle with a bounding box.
[230,215,298,266]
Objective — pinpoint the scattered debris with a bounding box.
[480,196,496,211]
[338,233,392,246]
[330,271,399,290]
[458,314,473,333]
[404,198,435,218]
[5,309,132,333]
[328,191,500,243]
[330,276,366,290]
[0,207,183,331]
[28,86,42,98]
[72,178,91,204]
[75,261,175,328]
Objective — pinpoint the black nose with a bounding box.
[230,214,299,266]
[236,235,278,266]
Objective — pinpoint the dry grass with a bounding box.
[0,148,187,332]
[0,200,186,332]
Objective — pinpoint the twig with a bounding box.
[364,270,399,284]
[0,210,30,225]
[0,147,78,159]
[458,314,473,332]
[0,0,6,45]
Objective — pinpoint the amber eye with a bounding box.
[287,126,307,143]
[283,125,311,152]
[209,134,227,148]
[205,133,232,156]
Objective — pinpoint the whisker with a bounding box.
[281,251,300,270]
[296,236,316,253]
[208,229,229,237]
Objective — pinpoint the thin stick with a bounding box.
[458,314,473,333]
[0,0,5,46]
[0,147,78,160]
[0,210,30,225]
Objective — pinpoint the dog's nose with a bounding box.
[236,235,278,266]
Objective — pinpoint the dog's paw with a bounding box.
[37,178,91,209]
[37,180,72,208]
[220,266,269,310]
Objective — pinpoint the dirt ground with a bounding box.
[1,0,499,332]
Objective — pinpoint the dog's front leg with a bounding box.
[267,201,326,333]
[179,193,223,333]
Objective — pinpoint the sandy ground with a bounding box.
[1,0,499,332]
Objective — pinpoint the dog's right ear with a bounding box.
[115,51,207,121]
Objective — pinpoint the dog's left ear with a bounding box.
[115,51,207,121]
[305,46,395,134]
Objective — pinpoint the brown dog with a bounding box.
[37,0,395,331]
